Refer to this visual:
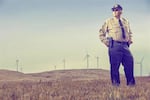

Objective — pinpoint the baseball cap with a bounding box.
[112,4,123,11]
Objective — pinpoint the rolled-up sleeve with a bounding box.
[99,20,108,44]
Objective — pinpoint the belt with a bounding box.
[113,41,128,44]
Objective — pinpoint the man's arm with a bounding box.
[99,21,109,47]
[127,21,133,45]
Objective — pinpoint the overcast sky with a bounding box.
[0,0,150,75]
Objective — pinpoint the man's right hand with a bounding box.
[104,40,109,47]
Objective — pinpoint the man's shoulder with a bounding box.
[121,17,129,22]
[106,17,128,22]
[105,17,114,23]
[106,17,114,21]
[106,17,129,23]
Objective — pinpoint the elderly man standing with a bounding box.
[99,4,135,86]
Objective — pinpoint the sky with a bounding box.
[0,0,150,75]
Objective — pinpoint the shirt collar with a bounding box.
[113,17,123,21]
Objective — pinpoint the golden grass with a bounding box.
[0,69,150,100]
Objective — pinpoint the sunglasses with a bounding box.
[113,9,122,11]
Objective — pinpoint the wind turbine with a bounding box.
[95,56,100,69]
[54,65,56,70]
[63,58,66,70]
[136,56,144,76]
[16,59,19,72]
[84,53,90,69]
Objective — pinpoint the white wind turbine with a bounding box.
[96,56,100,69]
[136,56,144,76]
[63,58,66,70]
[16,59,19,72]
[84,53,90,69]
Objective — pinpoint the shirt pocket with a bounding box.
[122,23,129,33]
[109,23,120,33]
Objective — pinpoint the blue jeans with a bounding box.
[108,41,135,85]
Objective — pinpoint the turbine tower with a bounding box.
[63,59,66,70]
[54,65,56,70]
[136,56,144,76]
[96,56,100,69]
[84,53,90,69]
[16,59,19,72]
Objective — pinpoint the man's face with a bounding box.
[113,9,122,17]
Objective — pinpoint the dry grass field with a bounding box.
[0,69,150,100]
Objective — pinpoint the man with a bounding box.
[99,4,135,86]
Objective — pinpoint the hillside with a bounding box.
[0,69,111,81]
[28,69,111,81]
[0,70,27,80]
[0,69,40,81]
[0,69,149,100]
